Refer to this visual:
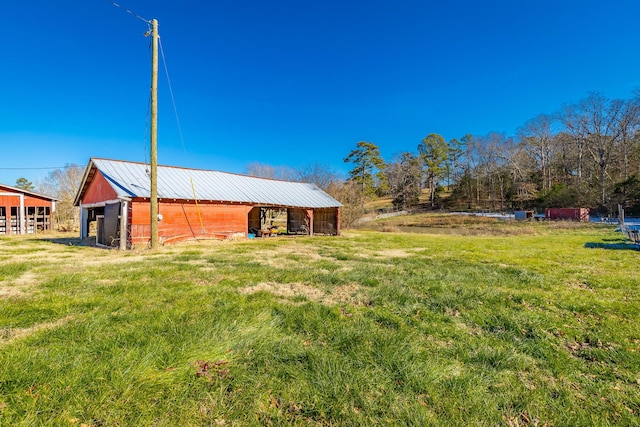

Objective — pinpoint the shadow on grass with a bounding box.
[26,236,99,247]
[584,241,639,251]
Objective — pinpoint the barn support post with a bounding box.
[244,205,253,237]
[119,201,128,250]
[19,194,25,234]
[306,209,314,236]
[79,206,88,239]
[51,202,56,232]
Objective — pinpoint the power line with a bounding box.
[0,166,80,171]
[159,38,190,164]
[105,0,154,167]
[104,0,151,26]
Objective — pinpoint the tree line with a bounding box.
[343,92,640,217]
[12,90,640,232]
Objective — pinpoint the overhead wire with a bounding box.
[104,0,151,25]
[106,0,153,171]
[159,38,189,164]
[0,166,80,170]
[159,35,205,234]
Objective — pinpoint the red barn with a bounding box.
[0,184,57,235]
[73,158,342,249]
[545,208,590,222]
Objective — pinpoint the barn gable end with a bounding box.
[81,170,119,205]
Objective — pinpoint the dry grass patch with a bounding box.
[368,248,426,258]
[193,276,224,286]
[325,283,372,306]
[251,243,326,268]
[0,271,39,299]
[238,282,370,306]
[9,250,146,272]
[566,281,595,291]
[0,315,76,345]
[239,282,325,301]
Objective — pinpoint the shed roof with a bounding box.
[74,158,342,209]
[0,184,59,201]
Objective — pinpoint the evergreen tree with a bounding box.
[343,141,386,196]
[14,177,34,191]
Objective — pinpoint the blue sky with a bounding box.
[2,1,640,187]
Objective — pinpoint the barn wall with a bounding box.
[129,200,252,246]
[287,208,309,234]
[82,171,118,205]
[313,208,340,235]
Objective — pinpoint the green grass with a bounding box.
[0,224,639,426]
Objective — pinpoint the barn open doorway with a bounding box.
[96,202,121,247]
[81,202,122,247]
[247,207,311,237]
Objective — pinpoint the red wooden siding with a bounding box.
[0,195,21,207]
[129,200,251,246]
[82,171,118,205]
[0,194,51,208]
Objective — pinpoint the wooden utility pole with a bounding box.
[150,18,159,249]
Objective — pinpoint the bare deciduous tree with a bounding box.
[518,113,556,191]
[386,152,422,210]
[37,164,84,231]
[325,179,367,229]
[245,162,298,181]
[564,93,640,205]
[296,163,340,191]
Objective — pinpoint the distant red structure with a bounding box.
[0,184,57,235]
[545,208,590,222]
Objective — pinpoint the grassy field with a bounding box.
[0,221,639,426]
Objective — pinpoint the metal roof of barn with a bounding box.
[75,158,342,208]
